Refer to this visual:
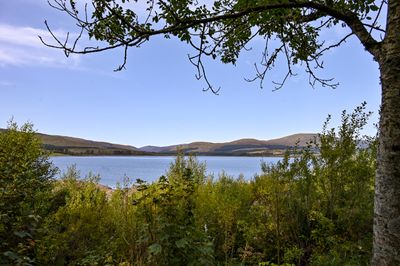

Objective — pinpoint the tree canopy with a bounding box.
[42,0,385,93]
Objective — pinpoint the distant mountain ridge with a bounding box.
[139,133,317,156]
[0,128,316,156]
[0,128,148,156]
[38,132,149,156]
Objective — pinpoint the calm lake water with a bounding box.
[51,156,282,187]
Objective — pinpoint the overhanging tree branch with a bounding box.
[42,0,383,90]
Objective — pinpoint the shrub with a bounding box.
[0,121,57,265]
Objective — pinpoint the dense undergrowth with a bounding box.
[0,104,376,265]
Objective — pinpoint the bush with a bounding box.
[0,121,57,265]
[240,103,376,265]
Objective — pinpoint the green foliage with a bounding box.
[38,155,215,265]
[37,167,113,265]
[195,173,253,264]
[48,0,386,92]
[68,0,383,67]
[0,121,57,265]
[127,155,214,265]
[1,104,376,265]
[242,103,376,265]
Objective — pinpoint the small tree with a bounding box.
[0,121,57,265]
[251,103,376,265]
[132,155,214,265]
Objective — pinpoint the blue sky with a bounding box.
[0,0,381,147]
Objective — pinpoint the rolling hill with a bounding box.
[1,129,317,156]
[139,133,317,156]
[0,129,148,156]
[37,133,149,155]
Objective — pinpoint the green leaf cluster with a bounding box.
[80,0,383,68]
[0,121,57,265]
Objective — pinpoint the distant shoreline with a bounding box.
[49,152,287,158]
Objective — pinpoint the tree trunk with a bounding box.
[372,10,400,262]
